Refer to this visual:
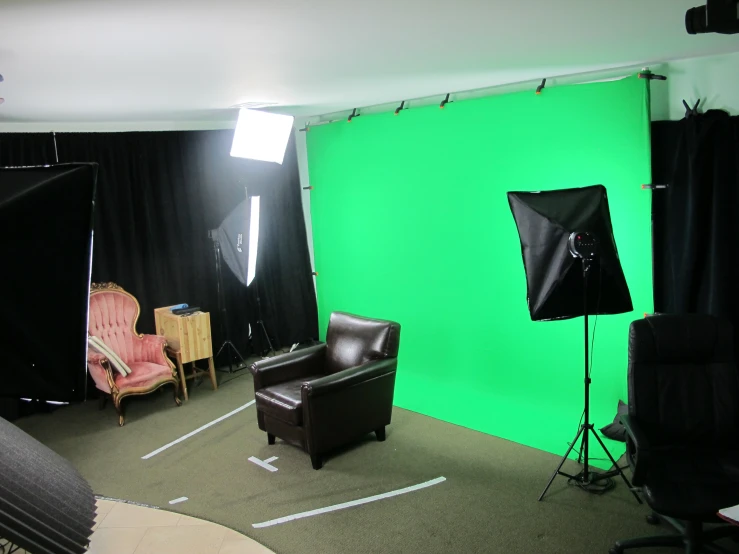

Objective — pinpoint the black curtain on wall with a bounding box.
[651,110,739,338]
[0,130,318,362]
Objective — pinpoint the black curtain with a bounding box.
[652,110,739,338]
[0,130,318,362]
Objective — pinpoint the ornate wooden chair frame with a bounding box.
[88,282,180,426]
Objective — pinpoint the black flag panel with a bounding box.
[0,164,97,401]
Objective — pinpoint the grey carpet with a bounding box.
[12,373,718,554]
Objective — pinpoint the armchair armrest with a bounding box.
[87,350,108,364]
[250,344,327,391]
[302,358,397,398]
[621,414,651,486]
[141,334,169,366]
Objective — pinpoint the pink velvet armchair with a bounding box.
[87,282,180,426]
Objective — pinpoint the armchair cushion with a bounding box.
[255,376,324,426]
[115,362,176,391]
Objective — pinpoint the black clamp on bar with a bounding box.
[312,271,318,276]
[642,184,668,190]
[440,93,452,109]
[302,186,314,190]
[682,99,700,118]
[299,122,310,132]
[394,100,406,116]
[348,108,360,122]
[536,79,546,95]
[638,72,667,81]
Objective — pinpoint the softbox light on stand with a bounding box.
[210,192,272,372]
[507,184,641,503]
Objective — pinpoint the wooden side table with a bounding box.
[154,307,217,401]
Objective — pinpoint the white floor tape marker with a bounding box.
[141,400,256,460]
[252,476,446,528]
[248,456,279,472]
[169,497,188,505]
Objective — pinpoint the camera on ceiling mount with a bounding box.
[686,0,739,34]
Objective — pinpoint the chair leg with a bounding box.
[113,396,125,427]
[207,356,218,391]
[610,534,682,553]
[376,426,386,441]
[173,383,182,407]
[311,453,323,470]
[175,353,188,402]
[267,433,275,445]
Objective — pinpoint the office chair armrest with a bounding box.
[302,358,397,398]
[621,414,651,486]
[250,343,326,391]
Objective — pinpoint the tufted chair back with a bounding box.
[88,284,143,365]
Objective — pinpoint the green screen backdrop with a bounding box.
[306,75,653,464]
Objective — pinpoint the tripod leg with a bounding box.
[539,426,585,501]
[590,428,642,504]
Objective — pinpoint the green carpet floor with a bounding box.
[15,373,687,554]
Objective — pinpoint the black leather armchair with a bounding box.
[610,314,739,554]
[251,311,401,469]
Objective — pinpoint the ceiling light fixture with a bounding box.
[230,108,295,165]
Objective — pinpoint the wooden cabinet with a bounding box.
[154,307,213,364]
[154,307,217,401]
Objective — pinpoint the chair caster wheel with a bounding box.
[646,513,660,525]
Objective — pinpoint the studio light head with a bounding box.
[568,231,598,261]
[686,0,739,34]
[231,108,295,164]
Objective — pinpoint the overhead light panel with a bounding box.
[230,109,294,164]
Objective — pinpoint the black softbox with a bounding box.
[507,184,633,321]
[0,164,97,402]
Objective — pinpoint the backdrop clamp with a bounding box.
[394,100,406,116]
[299,122,311,132]
[439,93,452,109]
[682,99,701,118]
[637,71,667,81]
[642,184,668,190]
[348,108,360,122]
[536,79,546,95]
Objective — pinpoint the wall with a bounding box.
[650,51,739,120]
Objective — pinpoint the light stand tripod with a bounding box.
[254,293,275,357]
[538,251,641,504]
[209,232,246,373]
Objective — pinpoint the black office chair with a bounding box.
[611,314,739,554]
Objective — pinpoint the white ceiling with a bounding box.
[1,0,738,124]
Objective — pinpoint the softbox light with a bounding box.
[216,195,260,287]
[230,108,294,164]
[0,164,97,402]
[507,184,633,321]
[508,184,640,503]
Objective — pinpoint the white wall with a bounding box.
[650,51,739,121]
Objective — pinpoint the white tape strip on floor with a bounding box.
[248,456,279,472]
[141,400,255,460]
[252,476,446,528]
[168,497,188,505]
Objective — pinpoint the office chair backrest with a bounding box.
[628,314,739,448]
[325,312,401,374]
